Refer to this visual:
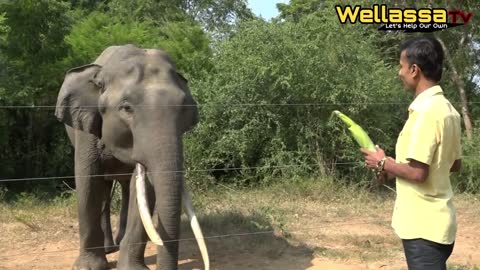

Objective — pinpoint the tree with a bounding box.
[64,11,212,79]
[97,0,254,39]
[185,7,408,187]
[105,0,187,23]
[271,0,479,191]
[0,0,215,194]
[0,0,74,193]
[183,0,253,38]
[277,0,324,21]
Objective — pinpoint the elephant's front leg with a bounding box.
[73,131,109,270]
[101,180,118,254]
[117,171,153,270]
[102,179,130,253]
[114,179,130,246]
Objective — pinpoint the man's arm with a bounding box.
[450,159,462,172]
[361,148,429,184]
[383,158,429,183]
[382,158,459,182]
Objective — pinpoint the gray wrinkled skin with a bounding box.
[55,45,199,270]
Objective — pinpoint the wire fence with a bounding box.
[0,162,358,183]
[0,155,476,183]
[0,101,476,261]
[0,161,396,258]
[0,100,478,109]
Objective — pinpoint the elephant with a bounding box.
[101,179,129,254]
[55,44,209,270]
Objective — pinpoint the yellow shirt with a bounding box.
[392,85,461,244]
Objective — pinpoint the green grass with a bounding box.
[1,177,479,267]
[448,264,480,270]
[0,190,76,222]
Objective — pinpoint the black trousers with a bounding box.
[402,238,454,270]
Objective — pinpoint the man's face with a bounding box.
[398,50,417,92]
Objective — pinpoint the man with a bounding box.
[361,37,462,270]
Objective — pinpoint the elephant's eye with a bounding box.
[119,102,134,113]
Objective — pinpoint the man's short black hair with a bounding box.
[400,37,444,82]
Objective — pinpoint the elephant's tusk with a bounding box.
[135,163,164,246]
[182,186,210,270]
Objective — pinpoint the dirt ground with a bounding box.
[1,194,479,270]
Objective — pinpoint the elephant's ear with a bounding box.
[176,72,199,134]
[55,64,103,137]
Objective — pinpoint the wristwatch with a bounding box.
[377,157,387,172]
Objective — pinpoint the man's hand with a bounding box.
[360,145,386,170]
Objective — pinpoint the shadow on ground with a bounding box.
[109,210,314,270]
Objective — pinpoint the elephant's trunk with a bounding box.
[134,135,209,270]
[140,138,183,269]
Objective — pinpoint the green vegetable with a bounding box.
[333,110,376,151]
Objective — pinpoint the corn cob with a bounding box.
[333,110,376,151]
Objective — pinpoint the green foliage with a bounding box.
[0,0,75,193]
[105,0,186,23]
[67,0,102,11]
[183,0,253,37]
[154,21,213,79]
[452,132,480,193]
[0,0,71,67]
[0,0,72,101]
[447,264,480,270]
[99,0,254,39]
[64,12,212,78]
[277,0,324,21]
[185,8,408,188]
[0,11,7,40]
[64,11,163,65]
[0,0,478,195]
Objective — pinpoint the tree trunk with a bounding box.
[435,36,474,139]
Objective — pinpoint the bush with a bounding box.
[451,131,480,193]
[184,12,409,189]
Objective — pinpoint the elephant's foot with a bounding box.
[114,229,125,248]
[116,255,149,270]
[104,237,119,254]
[104,245,119,254]
[73,252,109,270]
